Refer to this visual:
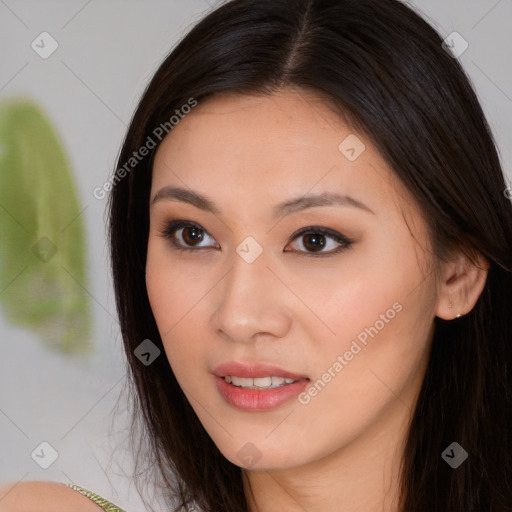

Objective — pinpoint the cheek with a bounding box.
[294,282,430,451]
[303,276,411,389]
[146,238,197,332]
[145,241,212,377]
[145,242,181,336]
[296,242,414,354]
[299,238,432,393]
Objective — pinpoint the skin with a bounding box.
[145,86,489,512]
[0,482,102,511]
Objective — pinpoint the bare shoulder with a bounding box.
[0,481,102,512]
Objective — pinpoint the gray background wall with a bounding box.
[0,1,510,510]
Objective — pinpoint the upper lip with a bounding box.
[212,361,309,380]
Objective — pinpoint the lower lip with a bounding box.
[214,375,310,411]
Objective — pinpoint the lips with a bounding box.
[212,361,309,380]
[214,375,310,411]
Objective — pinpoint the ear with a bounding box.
[435,249,490,320]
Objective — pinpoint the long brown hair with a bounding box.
[108,0,512,510]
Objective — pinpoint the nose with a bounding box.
[210,247,292,344]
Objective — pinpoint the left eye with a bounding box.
[158,220,353,256]
[286,226,352,255]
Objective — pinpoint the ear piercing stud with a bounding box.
[448,302,461,319]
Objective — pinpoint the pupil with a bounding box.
[303,233,325,252]
[183,227,203,246]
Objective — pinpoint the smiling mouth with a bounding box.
[214,374,311,411]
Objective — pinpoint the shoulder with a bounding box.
[0,481,103,512]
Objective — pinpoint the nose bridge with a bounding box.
[211,244,291,342]
[227,245,269,301]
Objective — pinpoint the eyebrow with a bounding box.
[150,186,375,218]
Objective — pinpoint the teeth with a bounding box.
[225,375,298,389]
[254,377,272,387]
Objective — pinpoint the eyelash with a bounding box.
[157,220,354,257]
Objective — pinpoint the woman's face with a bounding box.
[146,87,440,471]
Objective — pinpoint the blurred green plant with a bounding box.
[0,98,92,355]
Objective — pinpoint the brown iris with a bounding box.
[301,233,326,252]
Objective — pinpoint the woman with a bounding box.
[1,0,511,510]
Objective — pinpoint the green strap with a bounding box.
[64,483,127,512]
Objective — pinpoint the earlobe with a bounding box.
[435,250,490,321]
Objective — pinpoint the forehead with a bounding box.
[156,87,350,159]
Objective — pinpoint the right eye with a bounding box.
[158,220,220,252]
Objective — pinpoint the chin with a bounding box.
[212,437,305,471]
